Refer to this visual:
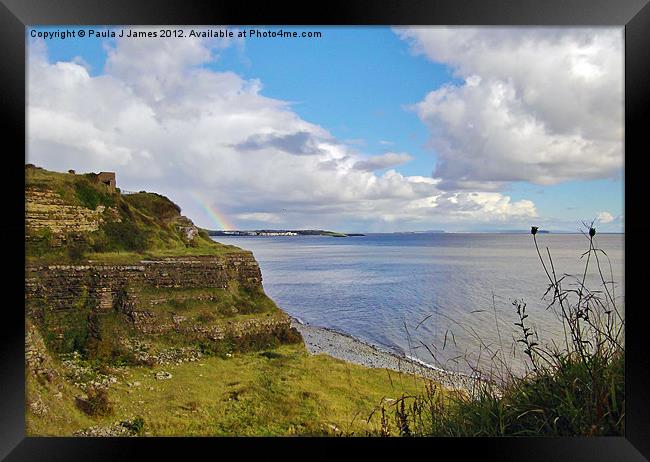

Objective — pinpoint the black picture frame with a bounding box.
[1,0,648,460]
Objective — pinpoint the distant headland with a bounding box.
[207,229,365,237]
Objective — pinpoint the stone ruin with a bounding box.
[97,172,116,193]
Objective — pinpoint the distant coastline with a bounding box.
[208,229,624,237]
[207,229,365,237]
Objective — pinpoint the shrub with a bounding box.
[278,327,303,345]
[121,416,145,435]
[44,307,90,354]
[118,201,134,220]
[195,327,299,358]
[66,239,89,263]
[77,386,113,417]
[198,338,233,358]
[102,220,148,252]
[123,192,181,222]
[75,180,114,210]
[88,230,111,253]
[260,351,285,359]
[26,228,55,257]
[196,310,216,323]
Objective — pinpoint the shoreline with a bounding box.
[290,317,478,392]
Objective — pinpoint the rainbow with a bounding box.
[189,191,236,231]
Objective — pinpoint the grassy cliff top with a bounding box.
[26,165,245,265]
[26,327,437,436]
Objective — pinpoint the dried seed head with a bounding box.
[531,226,538,235]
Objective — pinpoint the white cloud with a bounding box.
[395,27,623,190]
[27,30,537,231]
[596,211,615,224]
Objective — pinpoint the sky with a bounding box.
[26,26,624,233]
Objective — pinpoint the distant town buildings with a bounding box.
[220,231,298,236]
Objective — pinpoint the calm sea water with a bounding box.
[212,233,624,374]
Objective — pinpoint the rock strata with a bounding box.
[25,254,267,351]
[26,188,120,241]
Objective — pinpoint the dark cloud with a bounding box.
[353,152,412,172]
[233,131,323,156]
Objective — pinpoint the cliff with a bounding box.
[25,165,300,363]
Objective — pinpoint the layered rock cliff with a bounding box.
[25,165,300,363]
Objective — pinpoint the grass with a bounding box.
[26,165,86,194]
[79,244,246,265]
[375,349,624,437]
[122,192,181,222]
[136,285,281,319]
[27,343,440,436]
[26,244,246,266]
[26,367,99,436]
[31,242,246,266]
[140,243,246,258]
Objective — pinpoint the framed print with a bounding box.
[2,0,649,460]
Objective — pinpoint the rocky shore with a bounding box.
[290,318,478,392]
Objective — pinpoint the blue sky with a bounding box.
[27,26,624,232]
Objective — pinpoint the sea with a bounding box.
[212,233,625,375]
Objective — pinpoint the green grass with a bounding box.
[26,244,245,266]
[135,285,280,320]
[123,192,181,223]
[27,343,440,436]
[53,242,245,266]
[26,367,99,436]
[26,165,83,193]
[26,235,245,266]
[378,351,624,437]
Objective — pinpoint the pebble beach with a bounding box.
[291,318,478,392]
